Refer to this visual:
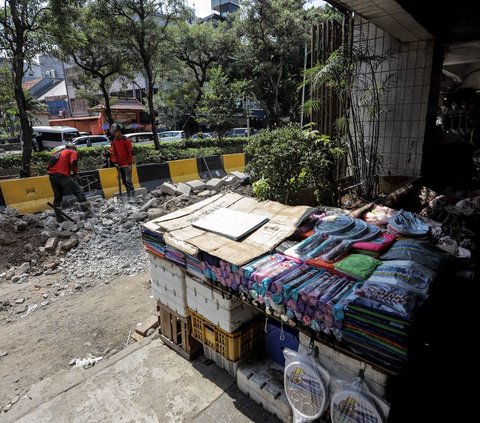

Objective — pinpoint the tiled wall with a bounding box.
[352,17,434,176]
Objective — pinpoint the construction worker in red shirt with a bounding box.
[109,123,134,197]
[47,143,92,222]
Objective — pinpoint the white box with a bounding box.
[203,344,240,378]
[147,252,188,317]
[237,358,292,423]
[186,275,258,332]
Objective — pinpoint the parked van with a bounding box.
[32,126,80,149]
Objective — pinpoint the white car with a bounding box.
[157,130,185,142]
[124,132,154,145]
[72,135,110,147]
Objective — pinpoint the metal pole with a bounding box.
[246,96,250,136]
[300,41,308,128]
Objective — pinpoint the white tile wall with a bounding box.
[352,17,434,177]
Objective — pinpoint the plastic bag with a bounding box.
[283,348,330,423]
[330,377,387,423]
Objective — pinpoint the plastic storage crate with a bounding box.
[237,358,292,423]
[157,302,202,361]
[190,308,264,362]
[186,275,259,332]
[148,252,188,317]
[203,344,240,378]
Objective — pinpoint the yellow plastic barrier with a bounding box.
[98,166,140,199]
[0,176,54,214]
[168,158,200,183]
[222,153,246,173]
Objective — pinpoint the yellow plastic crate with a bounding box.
[189,308,263,362]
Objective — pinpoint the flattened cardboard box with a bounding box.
[144,193,315,266]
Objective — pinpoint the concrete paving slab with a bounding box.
[8,339,281,423]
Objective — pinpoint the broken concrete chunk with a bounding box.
[14,220,28,231]
[140,198,158,211]
[205,178,225,191]
[150,189,163,198]
[56,230,72,239]
[16,262,30,276]
[147,208,163,219]
[135,316,159,336]
[197,190,214,197]
[221,175,239,186]
[134,187,148,196]
[61,221,78,233]
[60,237,79,251]
[14,298,25,304]
[185,180,206,192]
[129,212,148,222]
[231,171,248,180]
[160,182,177,196]
[45,237,58,253]
[175,182,192,197]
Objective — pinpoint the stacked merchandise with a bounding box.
[142,197,450,375]
[165,245,186,268]
[336,242,442,370]
[142,225,166,257]
[185,253,205,280]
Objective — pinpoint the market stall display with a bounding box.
[142,192,468,422]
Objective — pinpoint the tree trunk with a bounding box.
[182,88,203,138]
[144,68,159,150]
[14,55,32,178]
[99,78,114,125]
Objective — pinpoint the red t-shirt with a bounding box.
[48,149,78,177]
[110,136,133,167]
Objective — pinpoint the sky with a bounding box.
[186,0,327,18]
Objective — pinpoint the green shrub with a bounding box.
[246,125,344,205]
[0,137,248,176]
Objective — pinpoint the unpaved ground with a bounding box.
[0,270,156,412]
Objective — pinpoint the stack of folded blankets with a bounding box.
[165,245,186,268]
[185,253,205,280]
[337,239,445,370]
[142,226,166,258]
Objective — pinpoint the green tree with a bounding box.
[197,67,244,137]
[170,21,237,136]
[49,0,132,125]
[0,0,49,177]
[105,0,183,149]
[234,0,308,126]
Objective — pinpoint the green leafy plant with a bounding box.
[246,124,343,205]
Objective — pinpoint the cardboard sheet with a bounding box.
[144,193,315,266]
[192,208,269,240]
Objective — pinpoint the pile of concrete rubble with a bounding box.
[0,172,250,287]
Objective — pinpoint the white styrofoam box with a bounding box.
[203,344,240,378]
[186,275,259,332]
[298,332,390,404]
[237,358,292,423]
[147,252,188,316]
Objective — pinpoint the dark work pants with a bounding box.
[49,174,87,208]
[118,166,134,195]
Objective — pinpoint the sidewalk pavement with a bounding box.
[5,337,280,423]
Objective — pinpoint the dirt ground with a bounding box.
[0,269,156,411]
